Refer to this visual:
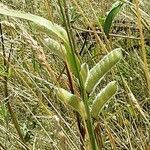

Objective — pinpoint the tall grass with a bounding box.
[0,0,150,150]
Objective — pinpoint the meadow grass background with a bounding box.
[0,0,150,149]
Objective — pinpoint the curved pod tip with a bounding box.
[85,48,122,94]
[91,81,118,119]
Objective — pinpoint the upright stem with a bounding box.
[57,1,98,149]
[58,1,86,149]
[65,62,85,149]
[83,92,98,150]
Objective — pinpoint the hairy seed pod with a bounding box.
[85,48,122,94]
[55,88,87,119]
[91,81,117,119]
[44,38,66,60]
[80,63,89,86]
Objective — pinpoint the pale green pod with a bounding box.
[55,88,87,119]
[68,98,87,119]
[85,48,122,94]
[91,81,117,119]
[55,88,74,104]
[80,63,89,85]
[44,38,66,60]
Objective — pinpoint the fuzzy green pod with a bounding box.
[85,48,122,94]
[44,38,66,60]
[55,88,87,119]
[80,63,89,85]
[91,81,117,119]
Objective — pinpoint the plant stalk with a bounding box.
[57,0,98,149]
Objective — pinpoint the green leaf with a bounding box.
[65,48,81,77]
[103,1,124,36]
[85,48,122,94]
[0,6,68,43]
[91,81,118,119]
[80,63,89,86]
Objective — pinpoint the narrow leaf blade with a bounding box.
[103,1,124,36]
[0,6,68,43]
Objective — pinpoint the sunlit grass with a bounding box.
[0,0,150,149]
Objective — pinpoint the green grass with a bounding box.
[0,0,150,149]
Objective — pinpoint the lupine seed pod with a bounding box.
[80,63,89,85]
[55,88,87,119]
[91,81,117,119]
[44,37,66,60]
[85,48,122,94]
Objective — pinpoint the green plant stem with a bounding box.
[65,62,85,149]
[64,1,97,149]
[58,1,98,149]
[58,1,86,149]
[84,93,98,150]
[63,2,98,149]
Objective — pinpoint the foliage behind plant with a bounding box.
[0,0,149,150]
